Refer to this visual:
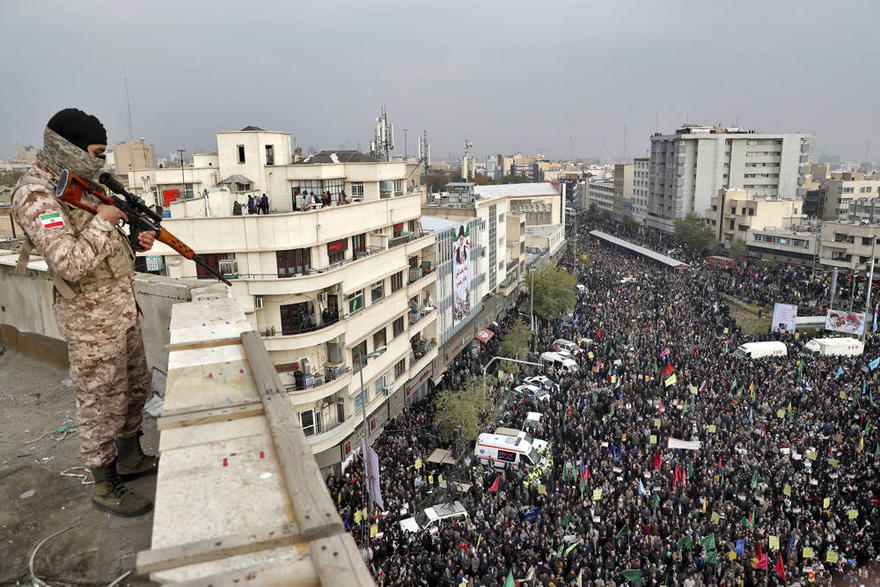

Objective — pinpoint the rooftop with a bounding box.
[421,215,468,233]
[297,150,380,164]
[473,182,559,200]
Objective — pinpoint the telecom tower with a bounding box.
[417,130,431,191]
[370,107,394,161]
[461,139,474,180]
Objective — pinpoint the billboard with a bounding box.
[825,309,866,335]
[452,225,471,324]
[771,303,798,334]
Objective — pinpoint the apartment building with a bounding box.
[646,125,811,234]
[632,158,649,224]
[817,176,880,219]
[705,189,804,248]
[746,227,817,265]
[141,127,437,473]
[819,222,880,271]
[110,139,157,175]
[588,180,615,215]
[612,163,634,220]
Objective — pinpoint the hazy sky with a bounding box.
[2,0,877,163]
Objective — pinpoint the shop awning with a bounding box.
[475,328,495,343]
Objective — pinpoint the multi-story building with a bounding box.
[612,163,634,220]
[818,221,880,272]
[140,127,437,474]
[646,125,811,234]
[111,139,157,175]
[746,227,818,266]
[817,176,880,220]
[705,189,805,248]
[588,180,615,215]
[632,158,649,224]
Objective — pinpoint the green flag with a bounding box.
[705,550,718,564]
[676,535,692,550]
[730,378,738,390]
[750,472,758,489]
[504,570,515,587]
[564,542,580,556]
[556,544,565,558]
[701,534,716,551]
[687,461,693,480]
[652,493,660,509]
[620,569,642,584]
[653,360,658,374]
[580,475,587,498]
[740,516,753,527]
[865,420,872,437]
[615,522,629,538]
[560,513,572,527]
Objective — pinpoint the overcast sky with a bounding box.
[1,0,877,163]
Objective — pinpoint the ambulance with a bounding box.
[474,433,547,471]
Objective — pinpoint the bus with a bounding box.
[705,255,735,269]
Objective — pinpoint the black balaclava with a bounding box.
[37,108,108,179]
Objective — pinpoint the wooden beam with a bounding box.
[157,402,265,431]
[310,533,374,586]
[136,522,331,574]
[164,336,243,353]
[161,399,260,419]
[169,557,320,587]
[240,331,342,538]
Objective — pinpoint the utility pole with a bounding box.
[177,149,187,199]
[862,237,877,341]
[403,128,408,159]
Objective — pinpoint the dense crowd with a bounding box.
[327,217,880,586]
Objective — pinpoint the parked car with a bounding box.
[399,501,469,533]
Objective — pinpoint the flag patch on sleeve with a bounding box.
[39,212,65,229]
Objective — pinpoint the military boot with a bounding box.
[116,431,159,479]
[90,460,153,517]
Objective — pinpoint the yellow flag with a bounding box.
[728,551,737,561]
[654,418,661,428]
[858,436,865,453]
[848,509,859,519]
[826,550,838,563]
[723,327,729,334]
[428,475,434,484]
[823,497,831,509]
[787,401,792,412]
[769,536,779,550]
[588,351,594,359]
[708,425,717,433]
[354,510,362,524]
[689,385,698,395]
[839,391,847,400]
[803,547,814,558]
[783,483,791,496]
[592,489,602,500]
[610,375,617,384]
[438,474,444,485]
[370,524,378,538]
[777,409,785,419]
[649,435,657,444]
[415,458,423,470]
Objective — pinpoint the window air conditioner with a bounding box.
[218,259,238,279]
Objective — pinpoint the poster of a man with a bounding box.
[452,226,471,323]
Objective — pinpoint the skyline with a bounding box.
[1,0,878,163]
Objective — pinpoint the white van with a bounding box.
[523,375,558,394]
[474,433,547,471]
[551,339,579,354]
[523,412,543,430]
[399,501,469,533]
[733,341,787,359]
[514,383,548,401]
[540,351,579,373]
[801,337,864,358]
[493,427,548,453]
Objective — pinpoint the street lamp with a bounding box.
[359,345,387,515]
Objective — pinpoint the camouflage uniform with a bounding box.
[12,129,151,468]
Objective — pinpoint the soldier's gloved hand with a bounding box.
[97,203,128,225]
[137,230,157,252]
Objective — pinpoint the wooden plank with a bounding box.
[164,336,243,353]
[169,556,319,587]
[137,522,330,574]
[310,533,374,587]
[162,399,261,419]
[157,403,265,431]
[240,331,342,537]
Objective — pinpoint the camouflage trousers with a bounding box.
[67,323,151,467]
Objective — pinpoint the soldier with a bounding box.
[12,108,158,517]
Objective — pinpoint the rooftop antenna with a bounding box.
[655,111,660,134]
[370,106,394,161]
[124,72,133,142]
[623,122,627,161]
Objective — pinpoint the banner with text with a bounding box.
[771,303,798,334]
[452,225,471,324]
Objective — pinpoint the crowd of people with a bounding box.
[326,215,880,586]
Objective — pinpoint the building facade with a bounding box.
[818,177,880,220]
[632,158,649,224]
[818,222,880,271]
[746,227,818,265]
[588,180,615,215]
[705,189,805,248]
[646,125,811,233]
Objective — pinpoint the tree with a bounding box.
[434,377,494,443]
[673,213,714,253]
[728,237,747,260]
[499,320,531,374]
[489,175,532,185]
[622,214,639,233]
[531,265,577,321]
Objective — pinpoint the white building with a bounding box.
[818,176,880,219]
[139,127,437,473]
[632,157,649,224]
[646,125,811,233]
[588,180,615,215]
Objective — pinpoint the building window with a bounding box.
[380,180,393,198]
[352,340,367,372]
[327,239,347,264]
[348,290,364,314]
[393,315,404,337]
[371,280,385,302]
[299,409,322,437]
[351,182,364,197]
[196,253,231,279]
[391,271,403,292]
[352,233,367,256]
[265,145,274,166]
[373,327,386,350]
[375,374,387,396]
[394,358,406,380]
[276,248,311,277]
[394,179,404,194]
[237,145,246,164]
[280,302,315,335]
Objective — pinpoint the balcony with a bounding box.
[284,366,352,405]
